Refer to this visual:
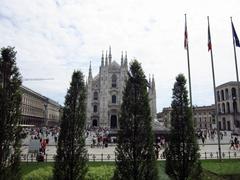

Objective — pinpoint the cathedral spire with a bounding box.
[101,50,104,67]
[88,61,92,80]
[109,46,112,64]
[152,74,155,91]
[105,50,108,66]
[121,51,123,66]
[148,74,152,89]
[124,51,128,66]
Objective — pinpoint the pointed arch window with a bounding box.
[112,74,117,88]
[93,105,97,112]
[93,92,98,100]
[112,95,116,104]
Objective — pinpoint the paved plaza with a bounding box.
[20,130,240,161]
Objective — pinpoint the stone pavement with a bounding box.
[21,142,240,161]
[20,130,240,161]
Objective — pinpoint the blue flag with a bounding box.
[232,22,240,47]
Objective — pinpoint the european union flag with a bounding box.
[232,22,240,47]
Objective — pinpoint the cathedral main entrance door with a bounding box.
[110,115,117,129]
[92,119,98,127]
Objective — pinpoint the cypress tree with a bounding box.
[113,60,158,180]
[165,74,202,180]
[53,71,88,180]
[0,46,22,180]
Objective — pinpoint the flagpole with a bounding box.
[207,16,222,160]
[231,17,240,129]
[185,14,193,109]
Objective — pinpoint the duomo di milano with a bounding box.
[86,47,157,129]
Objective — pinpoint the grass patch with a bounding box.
[21,160,240,180]
[21,162,53,177]
[157,161,171,180]
[86,165,115,180]
[201,159,240,175]
[21,162,115,180]
[23,166,53,180]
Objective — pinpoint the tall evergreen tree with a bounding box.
[165,74,202,180]
[113,60,158,180]
[54,71,88,180]
[0,46,22,180]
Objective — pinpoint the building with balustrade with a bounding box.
[158,105,215,130]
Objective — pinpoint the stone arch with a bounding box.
[232,87,237,98]
[225,88,229,100]
[227,102,230,113]
[233,101,238,113]
[221,89,224,101]
[217,91,220,101]
[218,104,221,114]
[222,103,225,114]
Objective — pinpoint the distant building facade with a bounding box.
[158,105,215,130]
[157,107,172,128]
[86,48,157,130]
[216,81,240,131]
[193,105,215,130]
[20,85,61,127]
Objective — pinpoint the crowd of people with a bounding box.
[86,126,111,148]
[196,128,240,151]
[229,136,240,150]
[196,128,225,145]
[21,125,240,162]
[154,136,166,158]
[22,127,60,161]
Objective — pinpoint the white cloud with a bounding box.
[0,0,240,111]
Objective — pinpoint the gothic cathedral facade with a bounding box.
[86,48,157,130]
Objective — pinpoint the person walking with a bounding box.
[230,137,235,150]
[201,134,205,146]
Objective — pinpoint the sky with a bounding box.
[0,0,240,112]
